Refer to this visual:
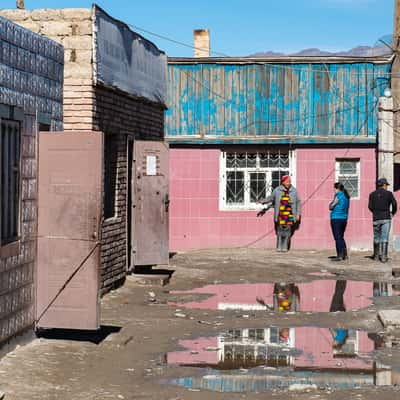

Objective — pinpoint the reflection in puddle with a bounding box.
[167,327,398,392]
[171,280,399,312]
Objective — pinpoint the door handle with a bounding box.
[164,194,170,213]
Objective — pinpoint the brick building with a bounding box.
[1,6,169,294]
[0,16,63,346]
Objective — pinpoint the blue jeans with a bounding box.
[373,219,391,243]
[331,219,347,255]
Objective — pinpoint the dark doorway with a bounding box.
[127,138,134,271]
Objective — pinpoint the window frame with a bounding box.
[219,150,296,211]
[335,158,360,200]
[103,134,119,220]
[0,116,23,253]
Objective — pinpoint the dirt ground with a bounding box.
[1,248,400,400]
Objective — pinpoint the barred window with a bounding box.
[221,151,293,209]
[335,159,360,199]
[1,119,21,245]
[104,135,118,219]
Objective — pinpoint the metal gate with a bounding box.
[37,131,103,330]
[133,140,169,266]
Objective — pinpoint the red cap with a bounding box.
[281,175,290,184]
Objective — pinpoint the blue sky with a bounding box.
[1,0,395,56]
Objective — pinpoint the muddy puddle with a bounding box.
[170,280,400,313]
[166,326,399,392]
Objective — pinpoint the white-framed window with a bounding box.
[220,150,295,210]
[333,329,359,356]
[335,159,360,199]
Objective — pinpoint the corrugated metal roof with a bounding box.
[168,55,393,64]
[166,61,391,144]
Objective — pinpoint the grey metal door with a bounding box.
[133,140,169,266]
[37,131,103,330]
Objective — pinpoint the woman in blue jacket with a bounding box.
[329,182,350,261]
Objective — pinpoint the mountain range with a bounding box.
[249,45,392,58]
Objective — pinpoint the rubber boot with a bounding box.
[372,242,380,261]
[280,226,290,252]
[331,250,344,262]
[380,242,389,263]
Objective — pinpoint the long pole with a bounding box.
[392,0,400,164]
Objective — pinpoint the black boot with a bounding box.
[372,242,380,261]
[331,250,344,262]
[380,242,389,263]
[343,248,348,260]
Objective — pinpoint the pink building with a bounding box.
[166,57,399,251]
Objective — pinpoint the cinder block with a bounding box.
[61,9,92,21]
[41,21,72,37]
[378,310,400,327]
[72,20,92,35]
[31,9,62,21]
[62,35,92,50]
[0,9,31,21]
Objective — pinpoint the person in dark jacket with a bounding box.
[368,178,397,263]
[329,182,350,262]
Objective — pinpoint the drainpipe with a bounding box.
[378,97,397,252]
[378,96,394,184]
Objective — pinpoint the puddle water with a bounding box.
[166,326,398,392]
[171,280,399,313]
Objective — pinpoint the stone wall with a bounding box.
[0,8,94,131]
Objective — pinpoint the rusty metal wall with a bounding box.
[166,61,391,143]
[0,17,63,345]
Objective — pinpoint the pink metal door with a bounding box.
[133,140,169,266]
[37,131,103,330]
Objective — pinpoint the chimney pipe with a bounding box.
[193,29,210,58]
[17,0,25,9]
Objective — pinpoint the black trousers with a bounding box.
[330,219,347,255]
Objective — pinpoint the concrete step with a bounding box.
[378,310,400,327]
[127,273,170,286]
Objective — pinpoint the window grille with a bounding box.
[104,135,118,219]
[333,329,359,356]
[335,159,360,199]
[221,151,292,209]
[1,120,21,245]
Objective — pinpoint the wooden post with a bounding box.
[16,0,25,9]
[392,0,400,164]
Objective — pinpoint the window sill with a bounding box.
[0,240,21,259]
[220,206,272,212]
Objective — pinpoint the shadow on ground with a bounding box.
[36,325,122,344]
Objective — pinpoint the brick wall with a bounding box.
[94,85,164,294]
[1,8,166,294]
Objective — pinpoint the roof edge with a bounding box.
[168,55,394,65]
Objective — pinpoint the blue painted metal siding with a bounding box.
[166,62,391,143]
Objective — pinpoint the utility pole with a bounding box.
[392,0,400,178]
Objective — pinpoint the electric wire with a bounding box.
[126,21,394,77]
